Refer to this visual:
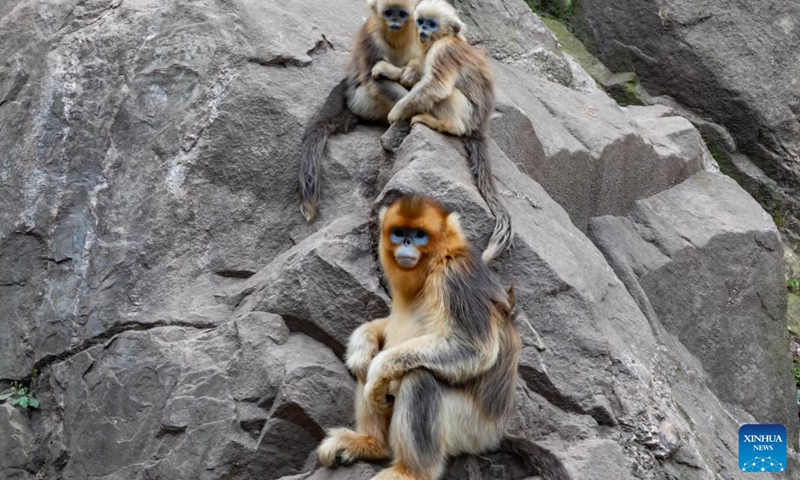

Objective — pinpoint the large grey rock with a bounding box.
[453,0,573,86]
[0,0,795,479]
[589,171,795,432]
[35,314,353,480]
[0,405,36,480]
[491,64,716,230]
[574,0,800,202]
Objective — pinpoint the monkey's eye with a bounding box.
[390,228,405,244]
[427,19,439,30]
[384,9,394,18]
[417,18,424,26]
[398,10,408,18]
[412,230,429,246]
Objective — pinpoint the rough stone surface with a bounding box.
[0,0,796,479]
[0,405,36,480]
[574,0,800,208]
[491,66,716,230]
[453,0,573,86]
[589,171,796,434]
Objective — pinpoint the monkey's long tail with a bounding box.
[463,134,513,263]
[299,109,360,222]
[500,436,572,480]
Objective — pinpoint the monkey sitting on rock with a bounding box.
[316,195,571,480]
[299,0,423,222]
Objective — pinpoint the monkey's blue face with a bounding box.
[416,17,439,42]
[383,7,410,31]
[390,227,429,268]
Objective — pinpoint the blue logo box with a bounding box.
[739,424,787,473]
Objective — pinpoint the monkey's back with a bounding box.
[435,250,520,423]
[440,37,495,133]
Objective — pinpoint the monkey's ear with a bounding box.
[367,0,378,12]
[445,211,463,236]
[451,18,466,37]
[378,205,388,224]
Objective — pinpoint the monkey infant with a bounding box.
[317,195,570,480]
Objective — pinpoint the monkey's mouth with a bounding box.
[395,254,419,269]
[388,23,403,31]
[419,33,431,42]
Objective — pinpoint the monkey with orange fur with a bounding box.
[317,195,571,480]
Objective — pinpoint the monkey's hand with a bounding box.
[400,61,422,88]
[364,351,391,411]
[372,61,404,82]
[387,98,412,125]
[363,349,408,412]
[346,318,387,383]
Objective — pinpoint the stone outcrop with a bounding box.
[574,0,800,230]
[0,0,796,479]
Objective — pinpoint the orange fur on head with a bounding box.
[369,0,420,49]
[379,195,468,303]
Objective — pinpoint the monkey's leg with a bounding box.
[409,91,471,136]
[349,83,409,122]
[372,370,447,480]
[318,381,391,467]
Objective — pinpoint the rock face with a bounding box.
[0,0,796,479]
[573,0,800,213]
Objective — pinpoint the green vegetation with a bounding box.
[703,138,742,185]
[789,277,800,294]
[540,16,612,85]
[0,370,40,410]
[606,73,644,106]
[525,0,574,22]
[533,7,644,107]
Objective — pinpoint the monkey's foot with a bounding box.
[409,114,442,131]
[317,428,390,467]
[371,465,418,480]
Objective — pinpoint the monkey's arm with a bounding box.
[353,27,410,106]
[364,331,498,409]
[387,42,459,123]
[372,61,405,82]
[371,330,498,383]
[372,60,422,89]
[346,317,389,383]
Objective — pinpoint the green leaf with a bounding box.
[17,387,27,396]
[18,397,29,409]
[10,397,19,406]
[0,392,12,401]
[28,398,40,409]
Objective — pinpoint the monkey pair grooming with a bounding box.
[299,0,421,223]
[298,0,513,263]
[316,195,571,480]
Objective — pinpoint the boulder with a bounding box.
[589,171,795,431]
[0,405,36,480]
[574,0,800,204]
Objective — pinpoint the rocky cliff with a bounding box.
[0,0,797,479]
[573,0,800,244]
